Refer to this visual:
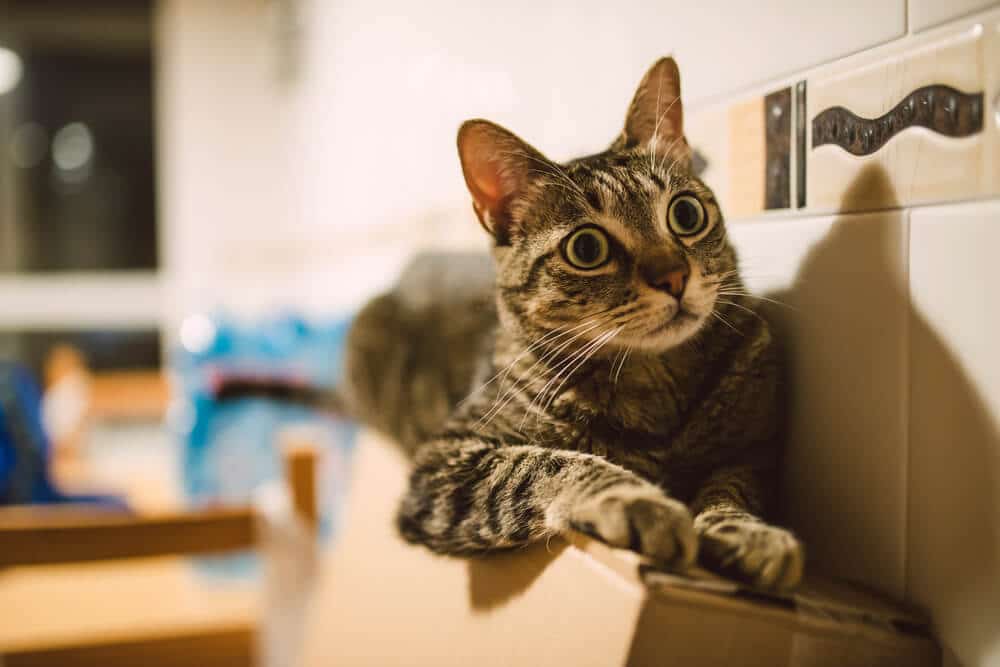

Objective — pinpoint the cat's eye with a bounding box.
[563,226,610,270]
[667,193,706,237]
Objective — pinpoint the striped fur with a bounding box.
[341,58,803,591]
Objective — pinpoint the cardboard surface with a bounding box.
[302,432,941,667]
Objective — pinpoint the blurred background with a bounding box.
[4,2,757,662]
[1,1,998,666]
[1,0,846,511]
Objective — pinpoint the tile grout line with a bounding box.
[689,28,913,113]
[693,3,1000,114]
[725,194,1000,227]
[901,208,913,603]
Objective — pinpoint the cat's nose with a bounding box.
[642,258,690,299]
[657,267,689,298]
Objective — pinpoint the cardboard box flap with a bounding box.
[303,432,940,667]
[567,531,933,639]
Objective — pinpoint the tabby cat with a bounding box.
[340,57,803,591]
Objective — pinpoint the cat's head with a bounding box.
[458,57,736,353]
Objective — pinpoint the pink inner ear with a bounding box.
[472,167,501,203]
[465,147,507,213]
[458,120,545,236]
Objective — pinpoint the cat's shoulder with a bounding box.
[394,251,495,310]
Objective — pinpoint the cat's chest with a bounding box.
[567,359,693,434]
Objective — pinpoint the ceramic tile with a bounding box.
[666,1,905,103]
[687,106,731,213]
[807,22,994,212]
[909,0,999,32]
[907,200,1000,667]
[729,211,909,597]
[688,86,794,220]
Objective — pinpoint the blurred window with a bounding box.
[0,0,156,272]
[0,0,159,375]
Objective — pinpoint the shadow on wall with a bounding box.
[457,164,998,663]
[760,164,998,665]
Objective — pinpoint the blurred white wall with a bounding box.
[156,0,905,332]
[156,0,298,333]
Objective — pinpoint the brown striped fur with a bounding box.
[341,58,803,590]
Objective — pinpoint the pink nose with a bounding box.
[641,256,690,299]
[655,267,689,298]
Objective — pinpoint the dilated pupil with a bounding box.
[675,201,698,230]
[573,233,601,264]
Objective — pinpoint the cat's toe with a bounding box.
[626,496,698,568]
[571,489,697,569]
[698,521,804,592]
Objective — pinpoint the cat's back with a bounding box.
[392,251,496,312]
[341,251,498,453]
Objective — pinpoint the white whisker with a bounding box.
[497,149,588,201]
[540,327,623,416]
[475,302,634,431]
[612,345,632,385]
[715,298,766,323]
[459,321,577,407]
[476,318,608,429]
[710,310,743,336]
[716,290,795,311]
[659,132,684,176]
[649,73,665,173]
[518,325,619,430]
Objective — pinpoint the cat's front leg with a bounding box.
[566,479,696,569]
[396,437,696,568]
[691,465,804,591]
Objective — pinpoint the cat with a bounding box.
[341,58,804,590]
[266,57,803,591]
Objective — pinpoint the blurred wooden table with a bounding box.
[0,411,259,663]
[0,558,257,658]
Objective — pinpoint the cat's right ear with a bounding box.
[614,57,689,163]
[457,120,550,245]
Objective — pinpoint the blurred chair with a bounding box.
[0,444,318,667]
[41,344,168,457]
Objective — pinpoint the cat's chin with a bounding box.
[623,309,706,353]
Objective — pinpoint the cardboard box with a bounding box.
[303,432,940,667]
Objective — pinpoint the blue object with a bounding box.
[0,361,124,508]
[172,312,358,577]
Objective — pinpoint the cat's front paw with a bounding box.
[697,519,804,592]
[570,488,697,569]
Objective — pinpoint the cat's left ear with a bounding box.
[457,119,553,245]
[615,57,690,163]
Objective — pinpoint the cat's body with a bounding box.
[341,251,796,586]
[344,251,779,505]
[340,58,802,590]
[340,252,500,451]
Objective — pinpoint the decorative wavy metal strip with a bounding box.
[812,84,984,156]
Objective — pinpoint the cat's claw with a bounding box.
[697,520,804,592]
[571,488,697,569]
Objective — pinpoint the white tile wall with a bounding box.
[909,0,1000,32]
[632,1,907,104]
[155,0,908,329]
[907,201,1000,667]
[729,212,910,598]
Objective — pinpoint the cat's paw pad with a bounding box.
[698,520,804,592]
[571,489,697,569]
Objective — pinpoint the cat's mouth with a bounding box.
[645,308,698,336]
[618,303,706,351]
